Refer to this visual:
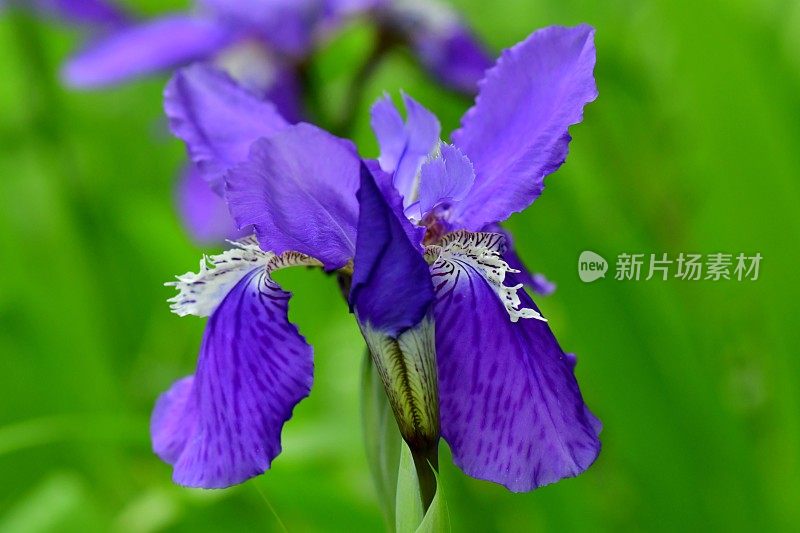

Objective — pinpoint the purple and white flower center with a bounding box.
[425,230,546,323]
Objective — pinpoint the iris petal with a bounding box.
[432,250,601,491]
[226,124,361,270]
[152,266,313,488]
[351,163,433,336]
[176,165,250,245]
[370,93,440,204]
[165,64,289,192]
[62,15,233,88]
[417,143,475,218]
[450,24,597,229]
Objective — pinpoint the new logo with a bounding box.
[578,251,608,282]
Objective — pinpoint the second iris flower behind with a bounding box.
[152,24,601,493]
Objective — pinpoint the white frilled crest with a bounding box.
[166,236,321,318]
[425,230,546,323]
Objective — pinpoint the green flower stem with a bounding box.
[411,443,439,513]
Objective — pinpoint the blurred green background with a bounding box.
[1,0,799,531]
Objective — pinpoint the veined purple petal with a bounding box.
[152,267,313,488]
[418,143,475,218]
[176,165,249,245]
[414,23,492,94]
[151,375,196,466]
[351,163,433,336]
[200,0,326,55]
[62,15,233,88]
[226,124,360,270]
[165,64,289,192]
[450,25,598,230]
[370,93,440,204]
[432,256,600,491]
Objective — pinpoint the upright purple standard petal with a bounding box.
[151,267,313,488]
[165,64,289,191]
[351,163,433,336]
[176,165,249,244]
[432,258,600,491]
[417,143,475,218]
[62,15,233,88]
[370,93,440,203]
[450,25,597,230]
[226,124,360,270]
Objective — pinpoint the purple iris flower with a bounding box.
[59,0,320,118]
[40,0,323,244]
[154,23,601,492]
[42,0,491,246]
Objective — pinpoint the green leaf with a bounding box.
[415,469,449,533]
[395,441,424,533]
[395,442,450,533]
[361,351,403,530]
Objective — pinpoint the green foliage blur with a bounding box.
[1,0,799,531]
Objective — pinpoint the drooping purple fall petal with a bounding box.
[165,64,289,192]
[151,375,196,466]
[151,267,313,488]
[432,256,600,491]
[62,15,233,88]
[226,124,360,270]
[370,93,440,204]
[351,163,433,336]
[176,165,249,244]
[450,24,597,230]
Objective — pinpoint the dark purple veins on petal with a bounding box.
[432,257,600,491]
[151,267,313,488]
